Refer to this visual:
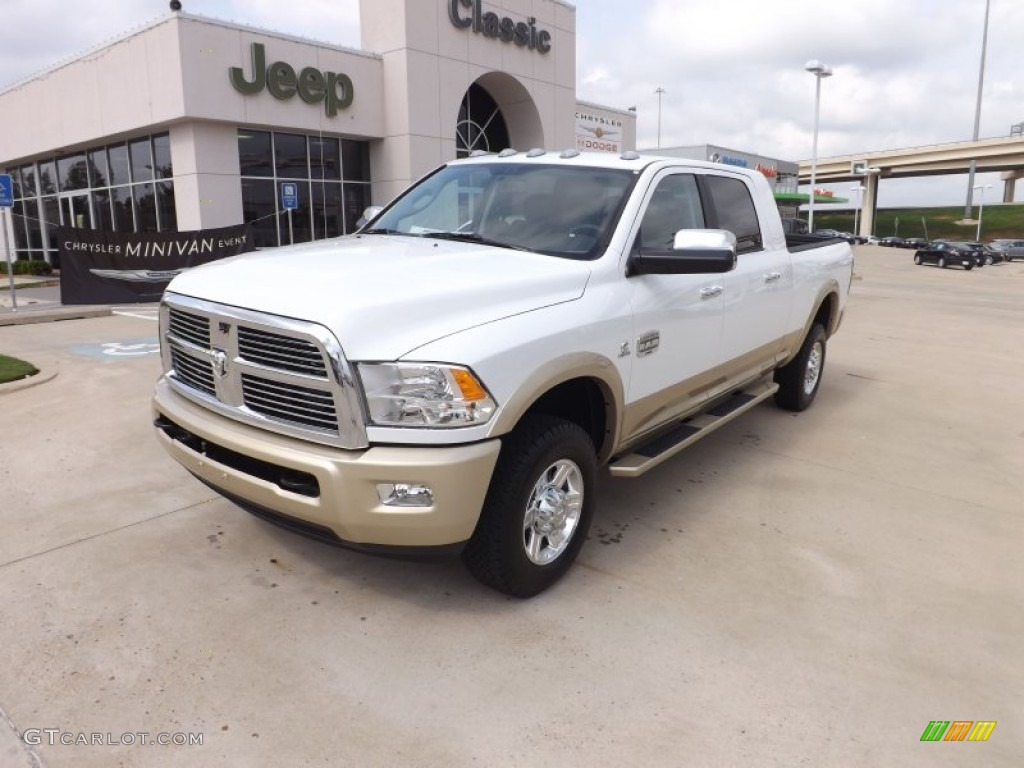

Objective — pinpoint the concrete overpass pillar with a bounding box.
[859,173,881,238]
[1002,170,1022,203]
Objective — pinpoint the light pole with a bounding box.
[964,0,992,220]
[973,184,992,240]
[805,60,833,232]
[851,185,865,241]
[655,87,665,149]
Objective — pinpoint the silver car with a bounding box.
[990,239,1024,262]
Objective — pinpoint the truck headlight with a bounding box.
[358,363,496,427]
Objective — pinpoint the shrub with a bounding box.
[0,260,53,276]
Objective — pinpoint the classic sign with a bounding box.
[448,0,552,53]
[229,43,354,117]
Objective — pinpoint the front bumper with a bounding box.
[152,378,500,548]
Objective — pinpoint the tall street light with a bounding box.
[805,60,833,232]
[851,185,865,241]
[655,87,665,149]
[964,0,993,220]
[973,183,992,240]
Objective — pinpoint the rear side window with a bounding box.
[704,176,762,254]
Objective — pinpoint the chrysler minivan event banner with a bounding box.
[58,224,254,305]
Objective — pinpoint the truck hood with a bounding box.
[167,234,591,360]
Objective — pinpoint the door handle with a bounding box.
[764,272,782,283]
[699,286,723,299]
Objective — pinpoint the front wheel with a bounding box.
[774,323,827,412]
[914,254,923,265]
[938,256,947,268]
[462,415,597,597]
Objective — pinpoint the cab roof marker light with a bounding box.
[526,148,546,158]
[498,148,518,157]
[469,149,489,157]
[621,151,641,161]
[559,149,581,159]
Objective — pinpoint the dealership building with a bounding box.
[0,0,638,264]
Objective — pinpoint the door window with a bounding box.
[636,174,705,252]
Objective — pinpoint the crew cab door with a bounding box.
[703,174,793,388]
[620,171,725,441]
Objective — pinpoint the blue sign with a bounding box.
[281,182,298,211]
[0,174,13,207]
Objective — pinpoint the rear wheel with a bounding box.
[938,256,947,268]
[774,323,827,412]
[462,415,597,597]
[985,255,994,265]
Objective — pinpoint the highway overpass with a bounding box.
[797,135,1024,237]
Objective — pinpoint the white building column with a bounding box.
[859,172,881,238]
[168,122,243,231]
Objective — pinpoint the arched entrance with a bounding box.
[455,73,544,157]
[456,83,510,157]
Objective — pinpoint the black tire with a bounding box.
[985,255,993,265]
[938,256,947,268]
[774,323,827,412]
[462,415,597,597]
[914,254,922,265]
[965,264,974,271]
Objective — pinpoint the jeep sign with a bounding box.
[229,43,354,117]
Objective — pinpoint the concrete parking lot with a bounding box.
[1,247,1021,767]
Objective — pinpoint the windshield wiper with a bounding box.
[361,227,406,236]
[426,231,531,251]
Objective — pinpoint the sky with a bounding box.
[2,0,1021,208]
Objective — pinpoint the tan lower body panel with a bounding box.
[153,379,500,547]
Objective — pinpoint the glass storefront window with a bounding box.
[57,154,89,191]
[343,183,370,234]
[12,201,29,250]
[238,130,273,177]
[129,138,153,182]
[92,190,114,231]
[38,161,57,195]
[156,181,176,231]
[310,137,340,180]
[133,183,158,231]
[311,181,342,240]
[152,134,173,179]
[275,133,308,178]
[241,178,278,249]
[111,186,134,232]
[108,144,130,186]
[89,148,110,188]
[342,140,370,182]
[239,129,370,247]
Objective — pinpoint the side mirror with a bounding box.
[628,229,737,276]
[355,206,384,231]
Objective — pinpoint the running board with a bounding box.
[608,378,779,478]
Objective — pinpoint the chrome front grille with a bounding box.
[168,308,210,348]
[170,347,215,396]
[242,374,338,431]
[237,327,327,377]
[160,293,368,450]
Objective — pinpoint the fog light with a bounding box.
[376,483,434,508]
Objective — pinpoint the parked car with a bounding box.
[990,239,1024,262]
[879,236,904,247]
[812,228,855,244]
[865,235,881,245]
[903,237,929,249]
[913,241,976,270]
[965,242,1004,265]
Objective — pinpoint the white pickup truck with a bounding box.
[153,150,853,596]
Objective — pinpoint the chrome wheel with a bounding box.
[523,459,584,565]
[803,341,824,396]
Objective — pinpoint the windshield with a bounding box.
[365,163,637,259]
